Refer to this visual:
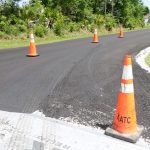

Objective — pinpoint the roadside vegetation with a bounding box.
[145,53,150,66]
[0,0,149,49]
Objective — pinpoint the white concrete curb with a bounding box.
[0,110,149,150]
[135,47,150,73]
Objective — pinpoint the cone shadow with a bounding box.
[95,123,112,130]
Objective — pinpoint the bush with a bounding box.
[11,26,20,36]
[53,21,65,36]
[87,23,95,32]
[0,15,7,22]
[0,21,7,32]
[4,25,11,34]
[43,26,48,35]
[18,24,27,32]
[84,9,94,24]
[35,25,48,37]
[4,25,19,36]
[124,19,136,30]
[124,17,144,29]
[68,22,80,32]
[105,14,116,31]
[0,31,5,38]
[17,19,26,25]
[94,14,105,28]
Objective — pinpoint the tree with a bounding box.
[0,0,148,38]
[143,6,149,15]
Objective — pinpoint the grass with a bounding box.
[0,26,150,50]
[0,31,92,50]
[145,53,150,67]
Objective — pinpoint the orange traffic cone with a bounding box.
[92,29,99,43]
[105,55,143,143]
[119,25,124,38]
[27,32,39,57]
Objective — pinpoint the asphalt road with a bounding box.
[0,29,150,141]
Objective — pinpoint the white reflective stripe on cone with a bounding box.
[122,65,133,80]
[30,34,34,39]
[94,29,97,34]
[120,83,134,93]
[30,39,35,43]
[30,34,35,43]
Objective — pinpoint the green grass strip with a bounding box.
[0,26,150,50]
[145,53,150,67]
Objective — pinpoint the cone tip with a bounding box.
[125,55,131,58]
[124,55,132,65]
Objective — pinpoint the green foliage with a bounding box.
[53,21,65,36]
[0,16,7,22]
[143,6,149,15]
[93,14,105,28]
[105,14,116,31]
[115,0,146,29]
[68,22,80,32]
[0,31,5,38]
[0,0,148,39]
[145,53,150,67]
[5,25,20,36]
[35,25,48,37]
[18,24,27,32]
[87,24,95,32]
[0,21,7,32]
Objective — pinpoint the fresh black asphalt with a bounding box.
[0,29,150,142]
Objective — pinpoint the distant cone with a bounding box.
[92,29,99,43]
[27,32,39,57]
[105,55,143,143]
[119,25,124,38]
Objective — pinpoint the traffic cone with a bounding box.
[27,32,39,57]
[92,28,99,43]
[119,25,124,38]
[105,55,143,143]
